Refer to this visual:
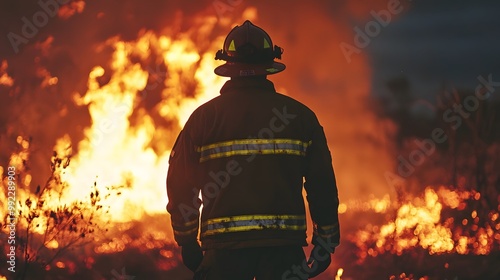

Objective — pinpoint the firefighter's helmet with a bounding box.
[214,20,285,77]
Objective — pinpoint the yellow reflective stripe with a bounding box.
[202,225,306,236]
[201,214,307,237]
[198,139,309,152]
[201,149,305,162]
[315,228,339,237]
[172,219,199,238]
[202,214,305,226]
[319,224,338,231]
[174,227,198,236]
[197,139,311,162]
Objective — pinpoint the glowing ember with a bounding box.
[0,60,14,87]
[335,268,344,280]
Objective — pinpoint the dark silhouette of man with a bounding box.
[167,20,340,280]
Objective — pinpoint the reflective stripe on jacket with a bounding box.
[198,138,311,162]
[201,214,307,237]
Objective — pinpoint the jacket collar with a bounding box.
[220,78,276,95]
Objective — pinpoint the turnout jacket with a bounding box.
[166,78,340,250]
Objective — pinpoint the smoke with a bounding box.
[1,0,403,200]
[253,0,402,199]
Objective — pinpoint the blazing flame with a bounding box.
[52,21,232,222]
[1,7,259,268]
[351,186,499,262]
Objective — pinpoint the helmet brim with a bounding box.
[214,61,285,77]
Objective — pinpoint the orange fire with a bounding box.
[2,2,498,280]
[1,6,261,261]
[53,12,258,222]
[350,186,499,262]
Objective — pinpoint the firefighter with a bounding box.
[166,20,340,279]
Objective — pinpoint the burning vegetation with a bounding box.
[1,1,499,279]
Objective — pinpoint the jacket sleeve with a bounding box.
[304,119,340,252]
[166,128,202,246]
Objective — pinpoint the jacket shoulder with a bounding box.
[275,92,318,119]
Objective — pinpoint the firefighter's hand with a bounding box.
[181,241,203,272]
[307,245,334,278]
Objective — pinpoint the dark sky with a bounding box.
[367,0,500,101]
